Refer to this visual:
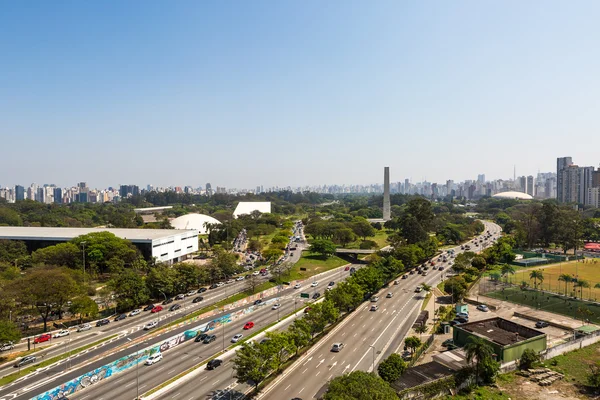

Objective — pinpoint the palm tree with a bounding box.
[415,324,428,339]
[575,280,590,300]
[501,264,515,285]
[464,337,493,384]
[529,270,544,290]
[558,274,572,297]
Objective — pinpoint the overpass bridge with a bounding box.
[335,248,377,260]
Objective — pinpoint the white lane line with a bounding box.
[285,384,291,390]
[140,384,147,389]
[299,387,305,394]
[125,381,135,387]
[168,369,177,374]
[302,368,308,374]
[211,379,220,386]
[353,333,357,337]
[316,371,321,376]
[173,392,181,398]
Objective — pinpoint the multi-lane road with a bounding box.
[156,221,501,400]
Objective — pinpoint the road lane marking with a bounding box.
[299,387,304,394]
[316,371,321,376]
[285,384,291,390]
[302,368,308,374]
[168,369,177,374]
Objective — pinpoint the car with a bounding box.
[344,266,350,271]
[217,282,225,287]
[203,334,217,344]
[209,284,218,289]
[198,287,208,293]
[422,271,428,276]
[438,266,444,271]
[186,290,197,296]
[77,323,92,332]
[1,342,14,351]
[254,299,263,306]
[193,296,204,303]
[129,309,141,317]
[34,334,52,344]
[476,304,489,312]
[252,271,260,276]
[53,330,70,338]
[151,306,163,313]
[328,281,335,287]
[236,276,245,281]
[195,333,209,342]
[231,334,244,343]
[386,292,393,298]
[535,321,549,328]
[304,307,312,314]
[114,313,127,321]
[272,303,281,310]
[415,287,423,293]
[312,292,321,299]
[456,312,469,319]
[144,353,163,365]
[207,359,223,370]
[294,283,301,289]
[175,294,186,300]
[331,343,344,352]
[162,298,174,305]
[226,279,235,284]
[409,270,415,275]
[144,321,158,330]
[454,316,468,324]
[441,339,455,348]
[370,305,378,311]
[417,270,423,275]
[14,355,36,367]
[96,319,110,327]
[311,281,318,287]
[402,275,408,279]
[243,322,254,330]
[371,296,379,302]
[169,304,181,312]
[349,267,356,274]
[143,304,155,311]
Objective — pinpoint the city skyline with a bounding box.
[3,2,600,187]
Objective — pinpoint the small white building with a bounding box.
[233,202,272,218]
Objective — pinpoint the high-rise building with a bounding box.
[593,170,600,188]
[477,174,485,184]
[15,185,25,201]
[589,187,600,208]
[579,166,595,206]
[53,188,63,204]
[557,157,573,202]
[206,183,212,196]
[518,176,527,193]
[526,176,534,197]
[560,165,580,204]
[119,185,140,198]
[383,167,391,221]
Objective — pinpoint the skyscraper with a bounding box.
[557,157,573,202]
[53,188,63,204]
[15,185,24,201]
[383,167,391,221]
[526,176,534,197]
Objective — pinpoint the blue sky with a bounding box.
[1,1,599,189]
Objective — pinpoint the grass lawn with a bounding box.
[345,230,391,249]
[544,338,600,386]
[485,286,600,324]
[283,251,348,282]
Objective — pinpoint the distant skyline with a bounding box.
[2,1,600,188]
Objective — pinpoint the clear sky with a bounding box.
[2,1,599,189]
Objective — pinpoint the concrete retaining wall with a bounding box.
[543,329,600,360]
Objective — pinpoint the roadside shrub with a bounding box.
[360,240,378,249]
[519,349,540,370]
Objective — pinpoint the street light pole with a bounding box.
[127,338,140,400]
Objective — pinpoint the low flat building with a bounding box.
[453,317,547,363]
[0,226,198,264]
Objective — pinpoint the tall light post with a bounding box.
[369,344,376,373]
[127,338,141,400]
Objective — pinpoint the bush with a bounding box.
[519,349,540,370]
[359,240,378,249]
[377,353,407,383]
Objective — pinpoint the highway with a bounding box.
[10,263,354,400]
[159,222,501,400]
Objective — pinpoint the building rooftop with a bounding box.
[457,317,545,346]
[233,201,272,217]
[0,226,197,243]
[390,361,454,392]
[134,206,173,213]
[492,191,533,200]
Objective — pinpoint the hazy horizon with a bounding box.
[2,1,600,188]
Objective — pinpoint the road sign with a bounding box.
[300,293,310,298]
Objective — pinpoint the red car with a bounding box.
[344,266,350,271]
[243,322,254,330]
[304,307,312,314]
[151,305,163,313]
[34,334,52,344]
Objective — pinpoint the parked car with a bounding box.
[96,319,110,327]
[169,304,181,312]
[143,304,155,311]
[236,276,245,281]
[203,334,217,344]
[415,287,423,293]
[476,304,489,312]
[151,306,163,313]
[34,334,52,344]
[536,321,549,328]
[77,323,92,332]
[207,359,223,370]
[304,307,312,313]
[114,314,127,321]
[162,298,174,305]
[195,333,209,343]
[14,355,36,367]
[331,343,344,352]
[243,322,255,330]
[231,334,243,343]
[454,316,469,324]
[441,339,455,348]
[53,330,70,338]
[144,321,158,330]
[0,342,15,351]
[344,266,350,271]
[456,312,469,319]
[253,299,263,306]
[129,309,141,317]
[193,296,204,303]
[144,353,163,365]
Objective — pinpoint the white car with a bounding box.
[144,321,158,330]
[231,334,243,343]
[226,279,235,284]
[370,296,379,302]
[370,305,379,311]
[145,353,163,365]
[129,309,141,317]
[236,276,245,281]
[252,271,260,276]
[272,303,281,310]
[311,282,318,287]
[53,330,70,338]
[186,290,197,296]
[294,283,301,289]
[77,323,92,332]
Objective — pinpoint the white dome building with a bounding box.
[492,191,533,200]
[170,214,222,234]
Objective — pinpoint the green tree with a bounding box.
[404,336,422,354]
[464,336,493,384]
[501,264,516,284]
[471,256,487,271]
[377,353,407,383]
[309,239,337,258]
[288,318,312,355]
[109,269,150,310]
[247,239,263,252]
[146,265,176,298]
[406,197,434,230]
[444,275,468,302]
[559,274,572,296]
[0,207,22,226]
[263,331,295,372]
[351,219,376,240]
[320,299,340,323]
[349,266,384,294]
[233,341,272,392]
[399,214,429,244]
[173,263,200,291]
[519,348,539,370]
[529,270,544,290]
[0,240,28,264]
[0,320,21,343]
[479,355,500,384]
[575,280,591,301]
[69,296,99,323]
[332,228,356,247]
[208,246,241,277]
[71,231,139,275]
[554,207,583,254]
[323,371,398,400]
[31,242,81,270]
[304,302,328,338]
[326,281,364,312]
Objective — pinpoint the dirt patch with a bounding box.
[498,374,587,400]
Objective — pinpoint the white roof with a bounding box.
[492,191,533,200]
[0,227,197,243]
[233,202,272,218]
[170,214,221,234]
